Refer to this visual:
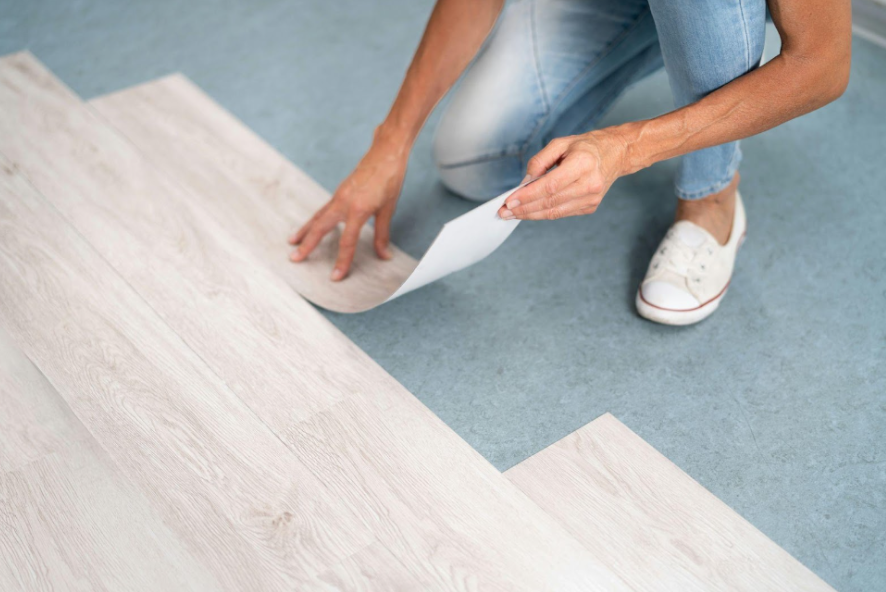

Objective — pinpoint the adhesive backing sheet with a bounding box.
[309,186,521,313]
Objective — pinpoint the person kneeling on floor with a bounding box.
[288,0,851,326]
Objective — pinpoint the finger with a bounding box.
[499,159,582,216]
[521,200,597,221]
[289,221,311,246]
[509,180,586,218]
[373,202,395,260]
[331,213,369,281]
[525,137,571,178]
[289,205,328,245]
[289,213,339,262]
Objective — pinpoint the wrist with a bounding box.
[373,119,415,160]
[360,124,410,181]
[607,120,656,176]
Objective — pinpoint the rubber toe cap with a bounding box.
[640,281,700,311]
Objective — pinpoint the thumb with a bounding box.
[526,137,571,179]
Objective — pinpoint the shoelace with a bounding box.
[660,234,699,276]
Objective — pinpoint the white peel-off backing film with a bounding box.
[298,185,521,313]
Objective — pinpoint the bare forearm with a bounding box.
[616,0,851,176]
[291,0,504,278]
[618,54,849,174]
[376,0,504,152]
[499,0,851,224]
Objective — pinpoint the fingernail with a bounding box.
[506,199,520,209]
[382,248,392,260]
[521,175,532,185]
[290,250,303,262]
[288,234,297,245]
[330,268,344,281]
[500,209,515,220]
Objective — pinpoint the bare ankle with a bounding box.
[675,173,739,245]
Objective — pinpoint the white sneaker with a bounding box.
[636,192,747,326]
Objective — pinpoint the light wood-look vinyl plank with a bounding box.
[0,327,219,591]
[0,328,91,474]
[84,72,634,591]
[92,74,416,313]
[0,160,370,590]
[505,413,836,592]
[0,395,220,589]
[0,53,357,427]
[0,52,630,591]
[315,542,425,592]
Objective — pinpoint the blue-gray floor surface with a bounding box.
[3,1,884,589]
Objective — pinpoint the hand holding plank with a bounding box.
[289,132,407,281]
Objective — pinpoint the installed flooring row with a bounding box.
[0,52,835,591]
[0,51,615,592]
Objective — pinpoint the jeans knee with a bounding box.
[434,148,524,202]
[432,63,532,201]
[434,109,520,201]
[650,0,766,106]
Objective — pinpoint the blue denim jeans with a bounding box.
[433,0,767,201]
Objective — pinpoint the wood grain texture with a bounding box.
[0,331,219,591]
[0,52,631,591]
[315,542,425,592]
[0,454,220,592]
[505,413,837,592]
[0,160,370,590]
[92,73,416,313]
[0,328,91,474]
[0,330,218,590]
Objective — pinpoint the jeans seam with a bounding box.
[518,6,654,159]
[570,49,660,135]
[437,149,522,169]
[529,0,550,112]
[569,70,637,135]
[738,0,752,71]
